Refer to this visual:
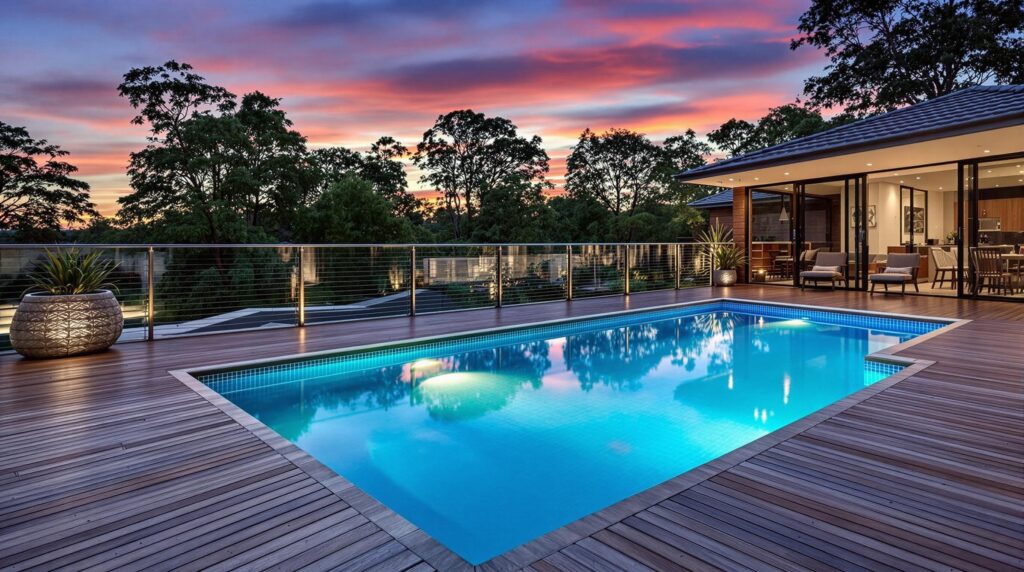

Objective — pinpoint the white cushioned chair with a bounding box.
[799,252,848,290]
[869,253,920,294]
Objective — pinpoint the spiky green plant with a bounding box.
[697,221,747,270]
[26,249,120,295]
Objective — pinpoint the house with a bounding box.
[680,85,1024,301]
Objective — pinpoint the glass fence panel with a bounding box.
[0,246,148,350]
[500,245,568,306]
[305,246,412,324]
[414,245,498,314]
[151,247,299,338]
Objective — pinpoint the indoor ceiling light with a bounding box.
[866,163,873,166]
[783,172,790,176]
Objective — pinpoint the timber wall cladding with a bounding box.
[732,187,749,282]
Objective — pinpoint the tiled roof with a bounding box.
[680,85,1024,180]
[688,189,776,208]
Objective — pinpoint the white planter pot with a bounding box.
[10,290,123,359]
[713,269,738,287]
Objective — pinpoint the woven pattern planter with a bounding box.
[10,291,123,359]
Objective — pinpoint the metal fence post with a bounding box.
[674,243,682,290]
[409,246,417,317]
[147,246,155,342]
[624,244,631,296]
[297,247,306,327]
[495,246,503,308]
[566,244,574,301]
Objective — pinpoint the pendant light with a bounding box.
[779,205,790,223]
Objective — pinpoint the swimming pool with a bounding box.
[196,301,944,564]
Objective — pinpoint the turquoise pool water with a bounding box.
[199,302,941,564]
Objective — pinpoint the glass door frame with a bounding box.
[958,151,1024,301]
[744,187,798,286]
[750,174,868,290]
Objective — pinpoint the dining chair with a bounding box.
[930,248,958,289]
[972,247,1015,295]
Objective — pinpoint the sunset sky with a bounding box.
[1,0,825,216]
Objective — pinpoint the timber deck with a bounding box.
[1,286,1022,571]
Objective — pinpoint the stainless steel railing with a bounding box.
[0,242,721,351]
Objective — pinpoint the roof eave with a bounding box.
[676,113,1024,183]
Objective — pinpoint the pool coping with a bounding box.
[169,297,969,571]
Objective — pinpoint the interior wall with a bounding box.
[868,182,902,254]
[927,189,945,241]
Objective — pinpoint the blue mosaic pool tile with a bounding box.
[199,299,945,394]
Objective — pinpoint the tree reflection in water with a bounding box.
[235,339,552,438]
[412,340,550,422]
[236,312,747,439]
[233,363,410,441]
[564,313,737,391]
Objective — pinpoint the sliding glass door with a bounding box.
[749,176,868,289]
[748,186,797,285]
[960,154,1024,300]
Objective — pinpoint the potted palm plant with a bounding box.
[698,221,747,286]
[10,249,123,359]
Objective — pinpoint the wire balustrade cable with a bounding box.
[0,242,724,351]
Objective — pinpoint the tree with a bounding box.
[565,128,669,218]
[662,129,716,205]
[413,110,549,239]
[297,175,413,244]
[225,92,308,231]
[119,60,235,143]
[0,121,96,238]
[308,136,421,221]
[117,61,308,242]
[363,137,419,219]
[548,194,614,242]
[792,0,1024,115]
[471,176,556,242]
[708,104,845,157]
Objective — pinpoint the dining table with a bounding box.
[1002,252,1024,293]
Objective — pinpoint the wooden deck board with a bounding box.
[1,286,1021,571]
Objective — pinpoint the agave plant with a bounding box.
[26,249,120,296]
[697,221,747,270]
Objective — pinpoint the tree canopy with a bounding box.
[566,128,669,217]
[0,120,96,239]
[117,62,309,242]
[707,103,855,157]
[792,0,1024,114]
[296,175,413,244]
[413,110,549,239]
[564,127,715,241]
[309,136,421,221]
